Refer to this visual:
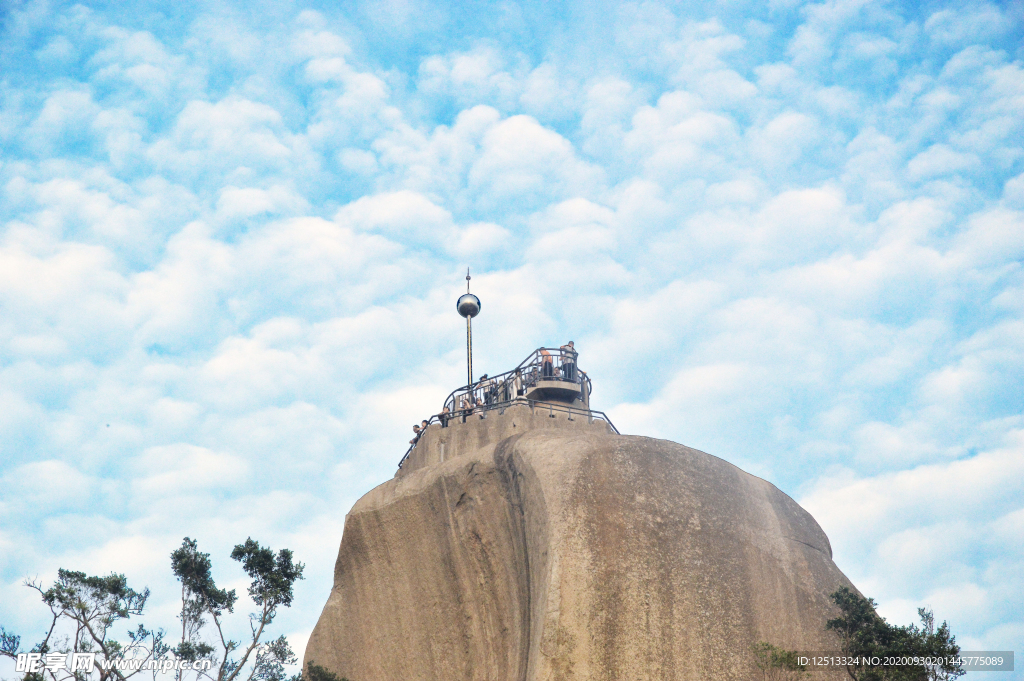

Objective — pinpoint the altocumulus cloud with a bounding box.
[1,0,1022,673]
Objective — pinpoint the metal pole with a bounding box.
[458,268,479,393]
[467,315,473,389]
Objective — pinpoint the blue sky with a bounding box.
[1,0,1022,676]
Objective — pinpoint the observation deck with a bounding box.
[397,347,618,472]
[445,346,591,413]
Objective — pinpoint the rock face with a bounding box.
[305,403,853,680]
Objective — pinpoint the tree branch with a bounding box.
[223,603,271,681]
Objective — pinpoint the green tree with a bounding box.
[170,537,304,681]
[0,570,165,681]
[826,587,964,681]
[752,641,807,680]
[170,538,236,678]
[1,627,20,660]
[290,662,348,681]
[2,538,304,681]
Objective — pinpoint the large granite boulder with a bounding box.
[305,404,852,680]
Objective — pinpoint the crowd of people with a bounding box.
[409,342,578,447]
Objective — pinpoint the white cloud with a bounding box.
[906,143,981,181]
[90,28,187,99]
[127,222,234,350]
[215,185,308,221]
[447,221,511,257]
[749,111,823,170]
[924,4,1011,47]
[580,77,642,158]
[519,63,576,120]
[336,190,451,238]
[131,444,250,496]
[26,89,103,155]
[150,97,299,179]
[626,90,739,180]
[800,434,1024,641]
[668,20,758,109]
[467,114,604,209]
[372,104,500,197]
[418,46,521,111]
[949,207,1024,268]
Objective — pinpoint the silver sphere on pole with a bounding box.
[457,293,481,318]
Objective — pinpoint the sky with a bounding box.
[0,0,1022,677]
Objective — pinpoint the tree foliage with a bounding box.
[292,662,347,681]
[229,540,303,610]
[170,537,236,676]
[0,569,164,681]
[826,587,964,681]
[1,538,305,681]
[752,641,807,680]
[169,537,304,681]
[1,627,21,658]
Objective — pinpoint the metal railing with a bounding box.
[396,347,618,470]
[397,398,619,470]
[443,347,591,415]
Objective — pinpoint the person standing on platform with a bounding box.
[540,348,554,378]
[559,341,577,382]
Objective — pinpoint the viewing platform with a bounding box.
[446,346,591,412]
[397,346,618,473]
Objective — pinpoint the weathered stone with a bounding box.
[305,405,852,680]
